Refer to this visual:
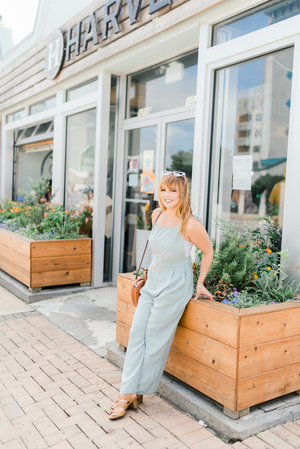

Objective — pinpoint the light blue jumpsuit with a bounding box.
[120,220,194,395]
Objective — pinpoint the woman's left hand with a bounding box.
[196,283,214,301]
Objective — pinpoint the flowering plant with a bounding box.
[194,218,300,308]
[0,177,89,240]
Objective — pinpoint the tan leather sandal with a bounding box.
[108,394,143,420]
[111,394,143,410]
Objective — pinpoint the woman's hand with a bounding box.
[196,282,214,301]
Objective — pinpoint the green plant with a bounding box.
[194,218,300,307]
[136,215,145,230]
[0,176,89,240]
[18,174,53,206]
[249,249,300,304]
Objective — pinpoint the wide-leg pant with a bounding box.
[120,258,193,395]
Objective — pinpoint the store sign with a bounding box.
[45,0,172,79]
[45,29,64,80]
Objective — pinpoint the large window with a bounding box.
[6,109,25,123]
[209,47,294,245]
[65,109,96,236]
[30,97,56,115]
[213,0,300,45]
[127,51,198,118]
[66,79,98,102]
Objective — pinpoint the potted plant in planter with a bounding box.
[0,176,92,292]
[117,217,300,419]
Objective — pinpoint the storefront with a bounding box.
[1,0,300,287]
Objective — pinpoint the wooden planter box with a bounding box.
[117,272,300,418]
[0,228,91,290]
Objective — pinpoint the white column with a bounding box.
[0,129,14,201]
[92,71,111,287]
[52,89,65,204]
[282,35,300,282]
[112,75,127,282]
[191,22,211,225]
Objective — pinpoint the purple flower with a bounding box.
[234,292,238,297]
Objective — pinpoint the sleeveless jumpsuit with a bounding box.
[120,219,194,395]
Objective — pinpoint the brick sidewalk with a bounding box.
[1,312,300,449]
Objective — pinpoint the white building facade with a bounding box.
[1,0,300,287]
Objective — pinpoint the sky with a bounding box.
[0,0,39,45]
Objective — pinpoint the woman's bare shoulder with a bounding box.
[152,208,163,225]
[186,215,205,233]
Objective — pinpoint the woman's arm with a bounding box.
[185,217,214,300]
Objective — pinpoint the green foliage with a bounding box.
[19,174,53,207]
[0,176,88,240]
[194,218,300,308]
[168,149,193,180]
[248,249,300,304]
[136,215,145,230]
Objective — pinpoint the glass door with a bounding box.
[163,117,195,188]
[123,125,157,273]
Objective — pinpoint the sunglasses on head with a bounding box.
[162,171,186,182]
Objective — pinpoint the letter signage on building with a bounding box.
[45,29,64,80]
[45,0,173,79]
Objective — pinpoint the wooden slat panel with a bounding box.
[31,268,91,288]
[0,243,30,272]
[166,349,236,411]
[240,308,300,347]
[0,256,30,287]
[117,274,135,304]
[31,254,91,273]
[116,320,130,348]
[116,296,237,379]
[172,326,237,380]
[31,239,91,258]
[179,301,239,348]
[0,229,31,257]
[116,297,135,327]
[239,302,300,316]
[237,363,300,410]
[239,336,300,379]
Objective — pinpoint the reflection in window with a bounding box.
[65,109,96,237]
[165,119,195,187]
[123,126,157,273]
[209,47,294,246]
[30,97,56,115]
[66,78,98,102]
[127,51,198,118]
[6,109,25,123]
[213,0,300,45]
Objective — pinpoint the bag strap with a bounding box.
[135,210,163,280]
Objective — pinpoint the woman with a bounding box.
[109,171,214,419]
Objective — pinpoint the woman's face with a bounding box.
[160,184,180,210]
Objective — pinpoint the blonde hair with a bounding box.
[158,174,192,235]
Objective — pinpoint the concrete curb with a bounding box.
[106,340,300,443]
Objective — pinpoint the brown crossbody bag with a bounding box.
[131,210,163,307]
